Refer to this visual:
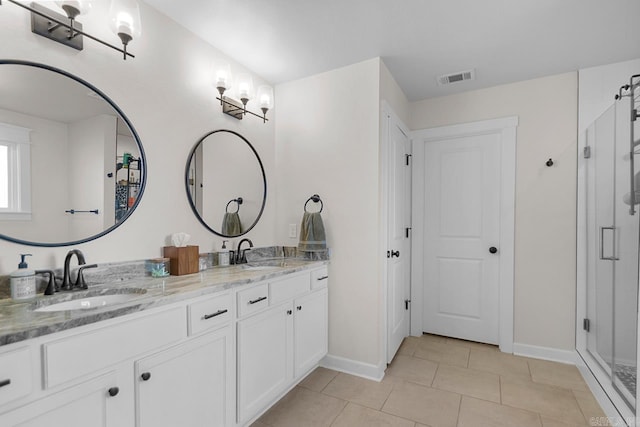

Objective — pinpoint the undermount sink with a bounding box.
[34,288,147,312]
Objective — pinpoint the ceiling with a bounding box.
[142,0,640,101]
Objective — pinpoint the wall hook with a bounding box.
[546,158,554,167]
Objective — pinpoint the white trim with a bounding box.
[380,101,412,364]
[410,116,518,353]
[513,343,578,364]
[320,354,385,382]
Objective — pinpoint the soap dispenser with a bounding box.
[218,240,230,267]
[10,254,36,300]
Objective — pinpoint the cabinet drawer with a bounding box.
[270,272,310,305]
[237,283,269,317]
[43,307,185,389]
[188,292,232,335]
[0,347,32,406]
[310,267,329,290]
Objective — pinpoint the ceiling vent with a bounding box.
[437,69,476,86]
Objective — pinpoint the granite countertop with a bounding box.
[0,258,327,347]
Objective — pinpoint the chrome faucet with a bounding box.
[235,238,254,264]
[61,249,86,290]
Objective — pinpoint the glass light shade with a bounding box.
[257,85,274,110]
[236,73,254,101]
[215,63,232,90]
[108,0,142,40]
[56,1,92,16]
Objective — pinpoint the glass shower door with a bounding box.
[585,105,616,377]
[584,100,638,412]
[612,93,639,408]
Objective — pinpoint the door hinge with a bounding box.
[583,146,591,159]
[405,154,412,166]
[583,318,590,332]
[405,227,412,238]
[404,299,411,310]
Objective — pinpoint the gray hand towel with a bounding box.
[298,212,326,252]
[221,212,242,236]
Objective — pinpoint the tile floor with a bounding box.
[252,334,607,427]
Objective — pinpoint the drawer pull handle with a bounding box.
[0,379,10,388]
[296,305,302,311]
[203,309,228,320]
[108,387,119,397]
[317,276,329,281]
[249,296,267,305]
[141,372,151,381]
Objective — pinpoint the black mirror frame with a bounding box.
[0,59,147,247]
[185,129,267,238]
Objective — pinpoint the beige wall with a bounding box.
[275,58,383,368]
[410,73,579,350]
[0,2,276,270]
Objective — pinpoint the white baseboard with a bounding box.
[512,342,579,364]
[320,354,385,381]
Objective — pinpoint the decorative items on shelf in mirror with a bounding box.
[214,63,274,123]
[0,0,142,60]
[0,60,147,247]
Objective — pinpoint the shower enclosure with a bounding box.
[579,75,640,418]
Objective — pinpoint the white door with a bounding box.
[386,113,412,362]
[421,133,502,344]
[294,288,328,377]
[136,327,233,427]
[237,302,293,425]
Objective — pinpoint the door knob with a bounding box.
[489,247,498,254]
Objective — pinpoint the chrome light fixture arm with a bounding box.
[0,0,135,60]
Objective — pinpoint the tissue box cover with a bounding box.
[163,245,199,275]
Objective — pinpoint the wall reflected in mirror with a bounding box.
[186,130,266,237]
[0,61,145,246]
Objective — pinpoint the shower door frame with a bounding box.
[576,105,640,423]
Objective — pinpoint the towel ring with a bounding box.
[304,194,323,213]
[225,197,243,214]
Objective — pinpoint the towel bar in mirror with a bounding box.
[185,129,266,237]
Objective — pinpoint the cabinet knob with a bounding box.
[287,310,292,315]
[489,246,498,254]
[108,387,119,397]
[296,305,302,311]
[141,372,151,381]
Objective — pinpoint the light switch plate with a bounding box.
[288,223,297,238]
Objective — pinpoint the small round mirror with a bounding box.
[185,129,266,237]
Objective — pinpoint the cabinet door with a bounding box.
[237,302,293,425]
[136,326,233,427]
[0,372,119,427]
[294,288,328,378]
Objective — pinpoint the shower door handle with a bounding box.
[599,226,619,261]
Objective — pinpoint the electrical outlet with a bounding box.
[288,223,297,238]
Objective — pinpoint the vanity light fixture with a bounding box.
[215,65,273,123]
[0,0,141,60]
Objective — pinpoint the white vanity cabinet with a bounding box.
[294,287,328,378]
[0,263,328,427]
[236,268,329,425]
[0,372,119,427]
[136,325,233,427]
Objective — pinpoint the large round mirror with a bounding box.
[0,60,146,246]
[186,129,266,237]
